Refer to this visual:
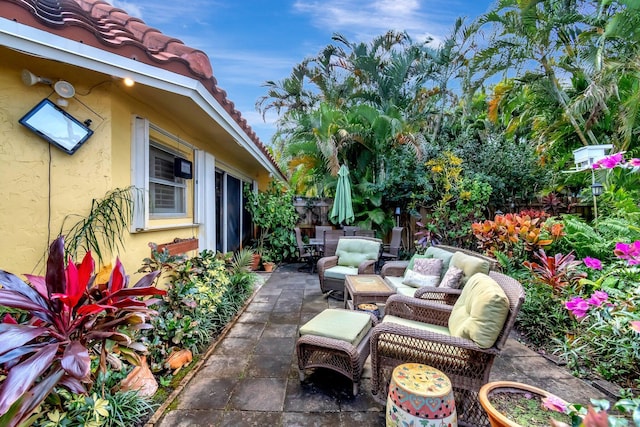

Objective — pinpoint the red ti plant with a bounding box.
[0,236,165,426]
[523,249,586,294]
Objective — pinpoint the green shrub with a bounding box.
[139,248,256,374]
[516,278,576,350]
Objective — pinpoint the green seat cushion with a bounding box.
[299,309,372,346]
[448,273,509,349]
[450,251,491,286]
[395,286,418,297]
[336,239,381,267]
[382,315,451,336]
[324,265,358,280]
[384,276,409,292]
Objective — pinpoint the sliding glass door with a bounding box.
[215,170,252,253]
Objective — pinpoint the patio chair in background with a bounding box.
[343,226,360,236]
[370,271,525,426]
[354,229,375,238]
[314,225,334,240]
[322,229,345,258]
[295,227,313,272]
[381,226,404,262]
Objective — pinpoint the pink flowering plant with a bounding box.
[560,242,640,390]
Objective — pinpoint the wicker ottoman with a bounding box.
[296,308,378,395]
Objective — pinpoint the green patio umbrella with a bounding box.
[329,164,355,225]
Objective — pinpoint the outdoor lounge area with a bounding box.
[3,0,640,425]
[151,263,610,426]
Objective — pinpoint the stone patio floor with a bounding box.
[147,263,608,427]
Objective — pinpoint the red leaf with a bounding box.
[76,304,114,316]
[61,341,90,379]
[45,237,66,303]
[109,258,126,294]
[0,271,49,310]
[2,314,17,324]
[132,270,161,288]
[7,368,65,427]
[22,274,48,300]
[110,287,167,299]
[77,252,95,290]
[0,343,58,415]
[0,290,52,323]
[0,324,49,356]
[64,257,82,309]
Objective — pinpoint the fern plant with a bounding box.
[555,215,640,261]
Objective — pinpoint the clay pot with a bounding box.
[250,253,261,271]
[120,356,158,397]
[263,262,276,272]
[479,381,568,427]
[166,348,193,371]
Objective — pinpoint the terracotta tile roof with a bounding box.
[2,0,279,174]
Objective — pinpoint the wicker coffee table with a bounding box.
[344,274,394,310]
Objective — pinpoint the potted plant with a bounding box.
[243,182,298,266]
[479,381,574,427]
[261,250,277,272]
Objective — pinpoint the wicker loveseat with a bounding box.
[370,270,525,426]
[317,236,382,295]
[381,244,499,304]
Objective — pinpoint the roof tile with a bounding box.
[2,0,277,172]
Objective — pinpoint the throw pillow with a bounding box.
[439,265,464,289]
[402,269,440,288]
[412,258,443,277]
[448,273,510,348]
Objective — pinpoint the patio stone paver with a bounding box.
[198,355,249,379]
[228,378,288,411]
[152,263,610,427]
[246,354,293,378]
[174,377,236,410]
[219,411,282,426]
[156,409,223,426]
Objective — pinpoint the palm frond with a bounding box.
[60,187,138,265]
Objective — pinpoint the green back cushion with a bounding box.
[336,239,380,267]
[299,309,372,346]
[408,247,454,278]
[450,251,491,286]
[448,273,509,348]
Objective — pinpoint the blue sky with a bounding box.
[112,0,494,144]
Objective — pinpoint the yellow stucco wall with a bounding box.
[0,48,273,279]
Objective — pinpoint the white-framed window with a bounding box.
[131,117,194,231]
[149,142,186,216]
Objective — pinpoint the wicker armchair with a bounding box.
[370,271,525,427]
[317,236,382,294]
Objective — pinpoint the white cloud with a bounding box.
[292,0,455,43]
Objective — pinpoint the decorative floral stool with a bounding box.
[386,363,457,427]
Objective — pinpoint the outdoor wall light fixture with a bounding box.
[122,77,135,87]
[22,69,76,107]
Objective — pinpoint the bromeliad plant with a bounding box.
[0,236,165,426]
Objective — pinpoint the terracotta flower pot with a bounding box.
[479,381,569,427]
[263,261,276,272]
[250,253,261,271]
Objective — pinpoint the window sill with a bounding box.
[133,223,200,233]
